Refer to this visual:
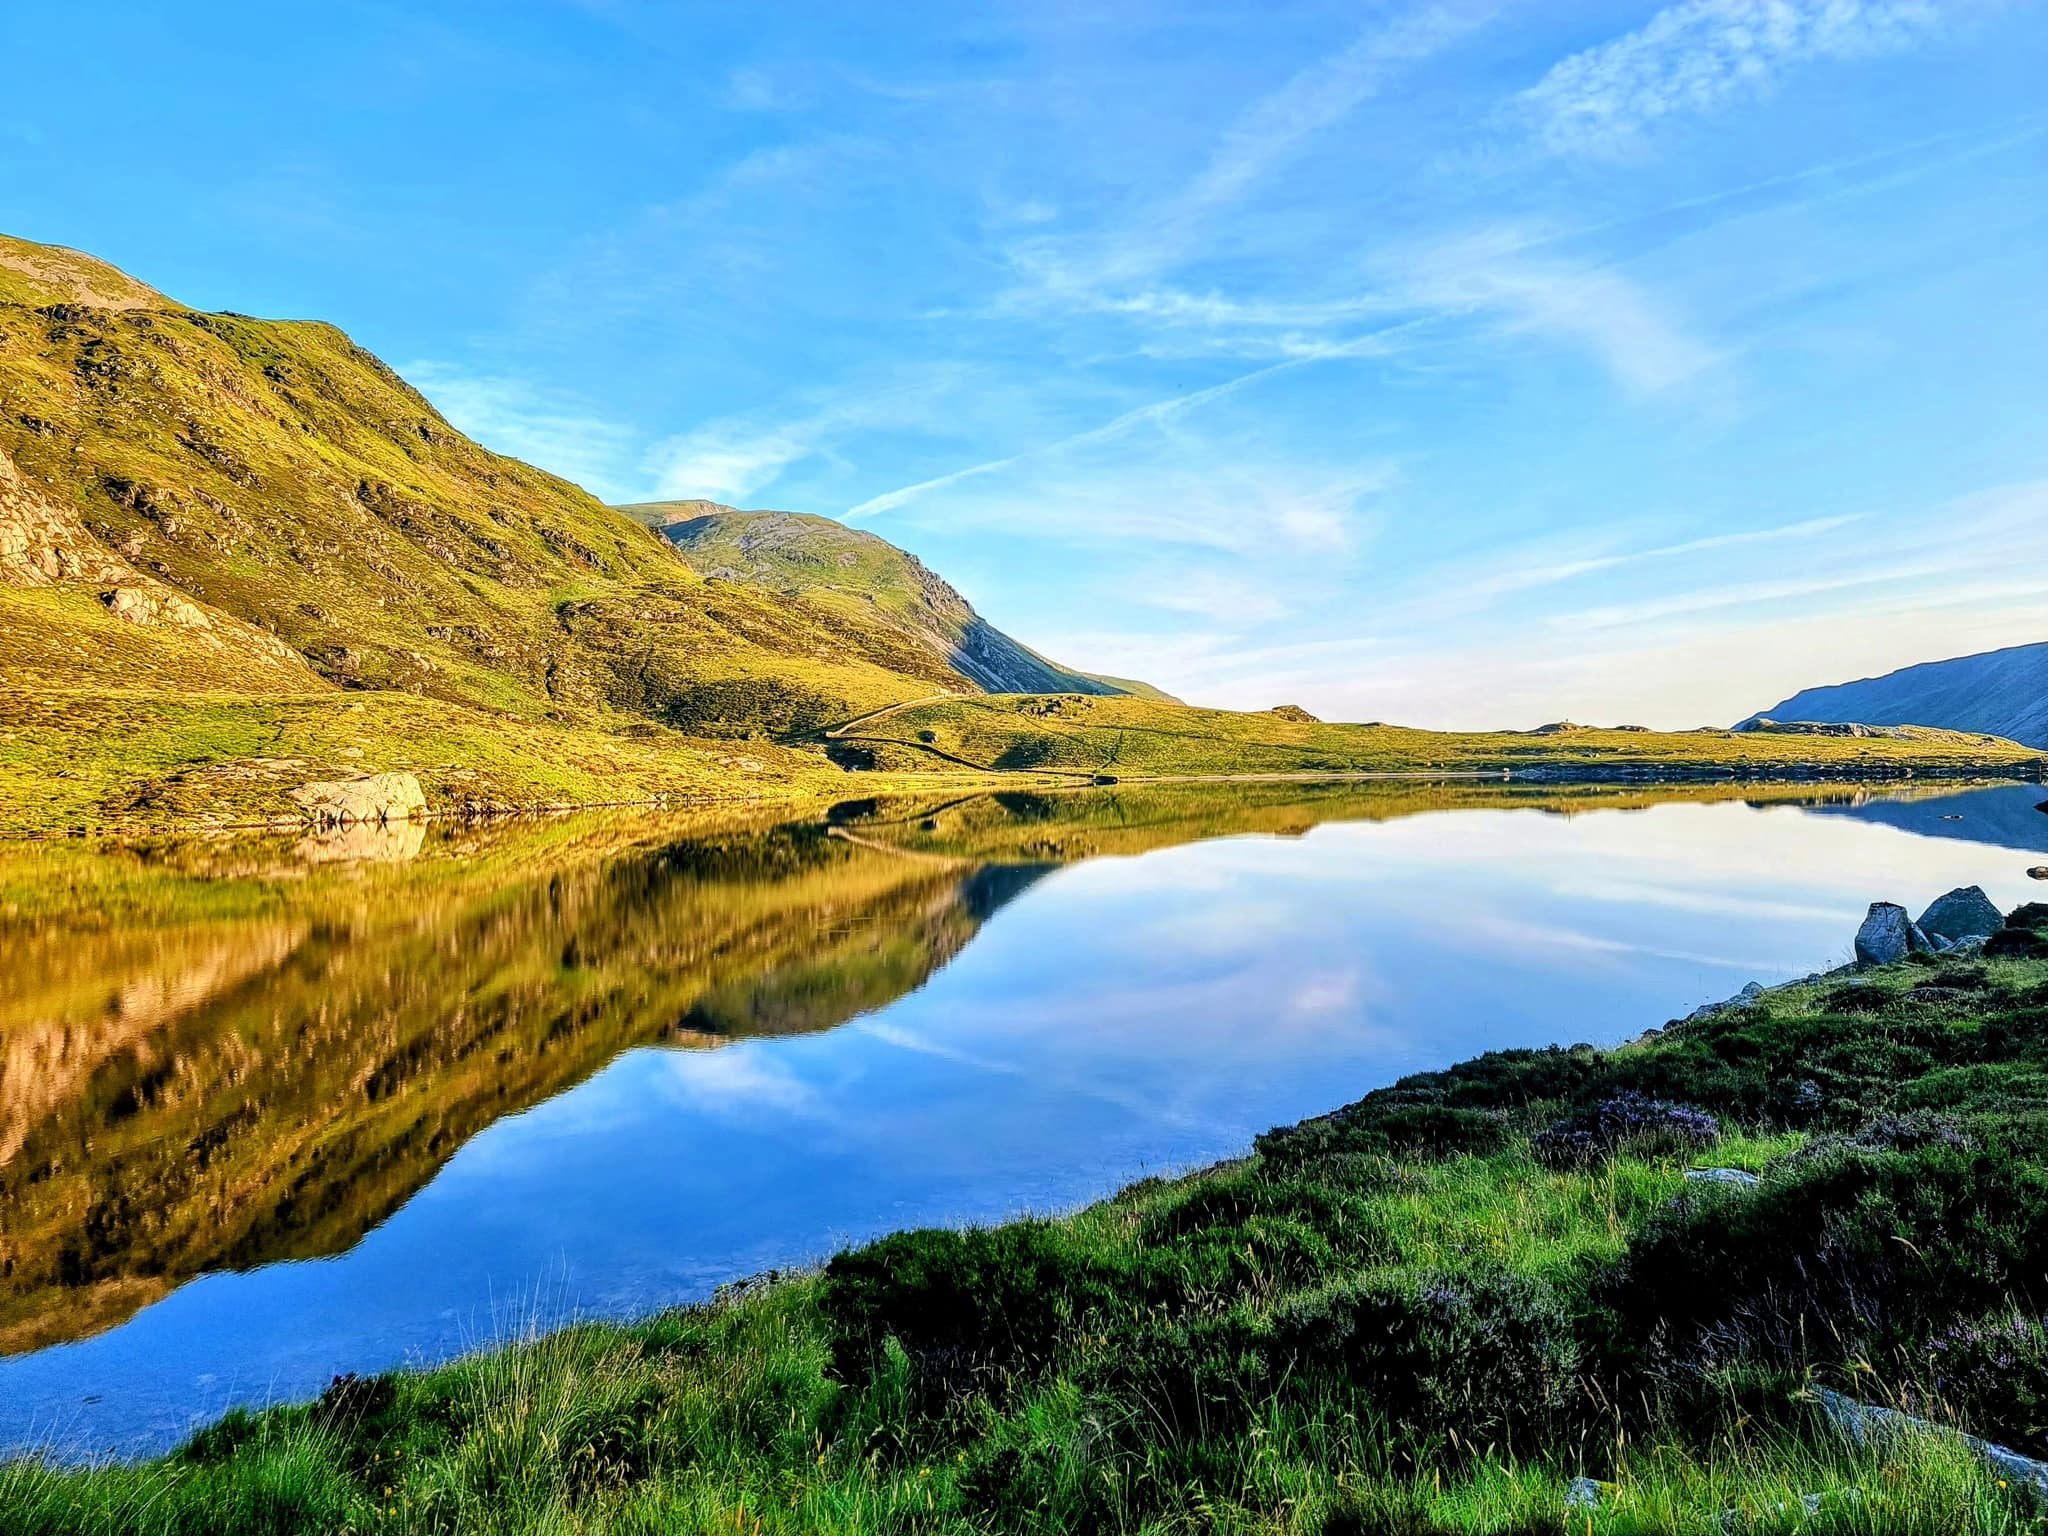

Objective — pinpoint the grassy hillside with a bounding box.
[0,232,980,819]
[12,914,2048,1532]
[827,692,2045,780]
[1742,642,2048,750]
[623,502,1175,700]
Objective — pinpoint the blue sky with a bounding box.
[3,1,2042,727]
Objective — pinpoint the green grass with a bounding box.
[833,695,2045,781]
[11,911,2048,1532]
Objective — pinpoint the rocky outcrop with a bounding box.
[1854,902,1932,966]
[1738,718,1902,739]
[1916,886,2005,948]
[1265,704,1320,724]
[1,445,307,671]
[0,447,129,586]
[289,772,427,827]
[101,583,212,630]
[1683,980,1766,1024]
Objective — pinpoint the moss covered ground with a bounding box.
[11,908,2048,1533]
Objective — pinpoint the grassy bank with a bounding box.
[827,694,2045,782]
[10,909,2048,1531]
[3,681,2039,838]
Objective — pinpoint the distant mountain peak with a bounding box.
[617,501,1174,701]
[1740,643,2048,750]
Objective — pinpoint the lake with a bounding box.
[2,778,2042,1459]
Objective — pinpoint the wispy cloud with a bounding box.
[846,326,1412,521]
[1390,227,1719,393]
[400,361,638,501]
[645,368,976,504]
[1521,0,1985,160]
[1006,3,1497,307]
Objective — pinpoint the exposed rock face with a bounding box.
[1854,902,1932,966]
[2,446,307,672]
[1916,886,2005,948]
[101,583,212,629]
[1737,717,1893,738]
[289,772,427,826]
[0,447,128,586]
[1266,704,1320,724]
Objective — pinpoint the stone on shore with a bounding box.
[1854,902,1932,967]
[1916,886,2005,948]
[289,771,427,826]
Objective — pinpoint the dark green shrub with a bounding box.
[1532,1093,1718,1166]
[1258,1104,1507,1167]
[1613,1137,2048,1370]
[823,1222,1130,1399]
[1265,1267,1580,1450]
[1912,1307,2048,1455]
[1988,926,2048,959]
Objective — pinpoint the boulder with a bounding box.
[2029,867,2048,881]
[289,771,426,827]
[1853,902,1932,967]
[1916,886,2005,947]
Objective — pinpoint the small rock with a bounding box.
[1682,980,1767,1024]
[1917,886,2006,947]
[2028,867,2048,881]
[1565,1477,1602,1510]
[1816,1386,2048,1503]
[1685,1167,1761,1188]
[1854,902,1933,967]
[288,771,426,827]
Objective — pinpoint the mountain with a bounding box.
[619,502,1174,700]
[1740,643,2048,749]
[0,233,983,747]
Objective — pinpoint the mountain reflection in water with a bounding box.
[0,777,2042,1456]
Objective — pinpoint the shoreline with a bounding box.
[1,758,2037,844]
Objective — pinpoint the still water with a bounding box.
[1,779,2042,1457]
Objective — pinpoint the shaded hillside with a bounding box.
[0,233,959,750]
[622,502,1173,700]
[1741,642,2048,748]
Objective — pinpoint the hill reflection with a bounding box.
[0,777,2010,1352]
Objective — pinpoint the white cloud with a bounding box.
[1005,3,1496,307]
[1522,0,1978,160]
[646,417,815,504]
[1394,228,1718,394]
[400,361,638,501]
[846,329,1407,521]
